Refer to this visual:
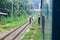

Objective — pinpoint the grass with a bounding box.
[0,15,28,33]
[0,30,2,33]
[21,19,42,40]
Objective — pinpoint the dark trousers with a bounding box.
[29,18,31,24]
[38,17,40,24]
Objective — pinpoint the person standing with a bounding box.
[29,16,32,24]
[38,16,40,25]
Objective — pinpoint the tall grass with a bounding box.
[21,20,42,40]
[0,14,28,31]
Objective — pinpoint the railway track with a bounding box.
[0,22,30,40]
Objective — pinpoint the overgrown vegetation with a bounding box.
[0,0,34,17]
[0,0,34,34]
[0,15,28,30]
[21,20,42,40]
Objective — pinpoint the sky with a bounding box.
[31,0,41,3]
[31,0,41,9]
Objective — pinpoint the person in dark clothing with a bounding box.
[29,16,32,24]
[38,16,40,25]
[29,17,32,24]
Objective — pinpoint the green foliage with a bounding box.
[0,0,34,34]
[21,20,42,40]
[0,0,34,17]
[0,0,12,13]
[0,15,28,31]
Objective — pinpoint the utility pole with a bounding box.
[41,0,44,40]
[40,0,43,18]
